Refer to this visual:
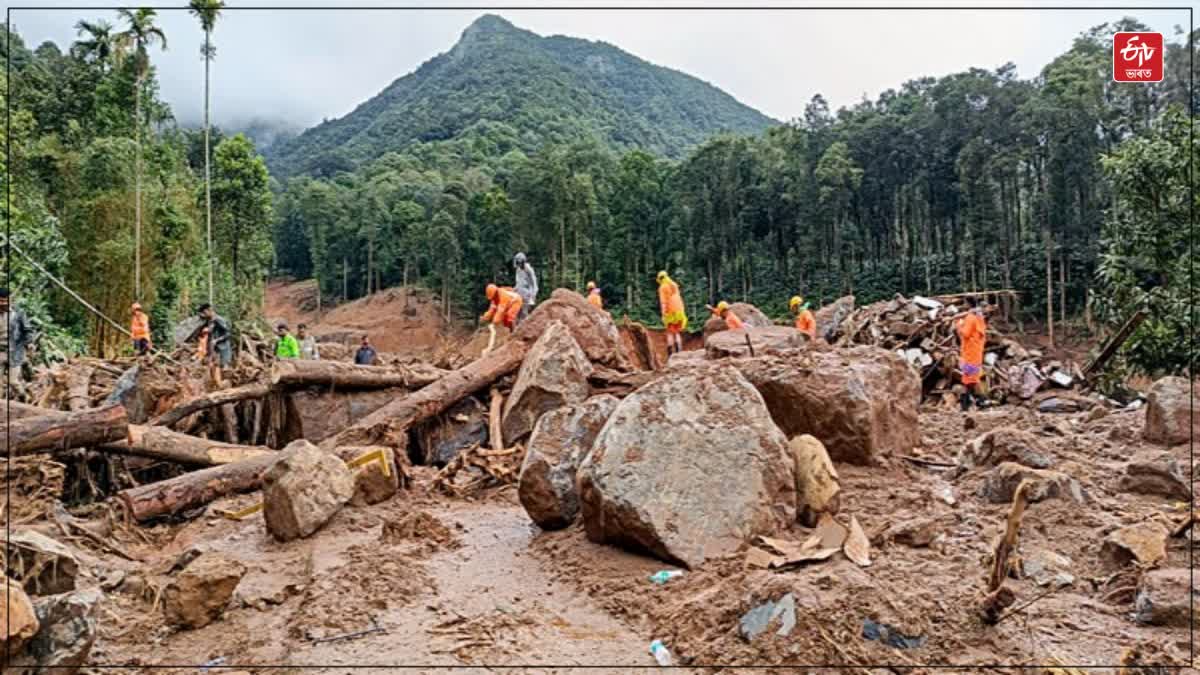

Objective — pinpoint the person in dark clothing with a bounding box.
[1,288,34,401]
[354,335,377,365]
[197,303,232,367]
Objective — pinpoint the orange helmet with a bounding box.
[131,302,142,312]
[486,284,499,300]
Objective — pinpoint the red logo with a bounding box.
[1113,32,1163,82]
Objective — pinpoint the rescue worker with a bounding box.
[656,271,687,356]
[712,301,745,330]
[1,288,34,401]
[481,284,523,332]
[298,323,320,360]
[955,296,988,410]
[586,281,603,310]
[513,252,538,325]
[354,335,377,365]
[130,302,152,356]
[790,295,816,340]
[197,303,232,386]
[274,322,300,359]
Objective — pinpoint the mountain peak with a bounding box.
[464,14,518,35]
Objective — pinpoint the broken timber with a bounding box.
[322,339,529,451]
[270,359,446,390]
[1082,308,1149,380]
[2,404,128,457]
[117,425,274,466]
[116,451,281,521]
[981,480,1030,624]
[151,382,271,428]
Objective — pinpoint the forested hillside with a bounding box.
[265,14,777,177]
[273,19,1196,379]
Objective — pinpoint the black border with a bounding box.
[4,2,1195,670]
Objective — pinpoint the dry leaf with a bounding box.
[845,515,872,567]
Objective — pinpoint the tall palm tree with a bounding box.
[72,19,115,67]
[115,8,167,302]
[189,0,224,305]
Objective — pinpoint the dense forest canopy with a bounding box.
[2,14,1195,380]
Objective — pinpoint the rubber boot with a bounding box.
[959,392,972,411]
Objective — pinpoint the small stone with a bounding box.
[1021,550,1074,588]
[883,517,939,547]
[1100,522,1169,570]
[1135,568,1196,626]
[978,463,1085,504]
[163,553,247,629]
[1085,406,1109,423]
[1119,451,1192,501]
[262,440,356,542]
[2,583,40,656]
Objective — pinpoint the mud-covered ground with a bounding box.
[43,400,1196,672]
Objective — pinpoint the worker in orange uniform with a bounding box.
[481,284,523,332]
[712,301,745,330]
[656,271,688,356]
[130,302,152,356]
[790,295,816,339]
[955,296,988,410]
[586,281,603,310]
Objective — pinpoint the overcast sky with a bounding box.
[8,1,1193,131]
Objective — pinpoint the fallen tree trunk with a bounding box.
[270,359,447,390]
[113,425,274,466]
[151,382,271,428]
[322,340,528,451]
[1083,308,1148,380]
[65,365,95,412]
[4,400,68,420]
[116,451,281,521]
[3,404,128,457]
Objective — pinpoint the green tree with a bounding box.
[115,8,167,301]
[211,134,274,318]
[189,0,224,304]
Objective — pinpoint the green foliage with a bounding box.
[267,14,775,177]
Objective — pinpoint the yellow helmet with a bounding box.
[789,295,803,310]
[586,281,596,291]
[656,271,668,284]
[715,301,730,314]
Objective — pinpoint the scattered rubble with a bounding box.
[978,462,1086,504]
[1119,451,1192,500]
[4,531,80,595]
[957,427,1055,471]
[579,364,795,568]
[1020,550,1075,588]
[262,441,356,541]
[9,588,103,672]
[518,395,619,530]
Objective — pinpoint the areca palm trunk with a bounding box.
[135,71,143,301]
[204,28,213,304]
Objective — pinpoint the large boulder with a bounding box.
[3,583,40,657]
[814,295,855,342]
[702,303,773,339]
[163,553,247,629]
[288,388,406,444]
[262,441,355,542]
[10,588,102,673]
[414,396,487,466]
[1135,568,1196,626]
[4,531,80,595]
[515,289,630,370]
[501,321,593,444]
[1144,376,1197,446]
[705,326,807,358]
[978,463,1086,504]
[728,347,920,465]
[1119,451,1192,500]
[578,364,796,568]
[518,395,620,530]
[958,427,1054,471]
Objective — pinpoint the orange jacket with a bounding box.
[724,311,745,330]
[658,280,685,322]
[956,312,987,384]
[483,287,523,326]
[131,311,151,341]
[587,290,603,309]
[795,309,816,338]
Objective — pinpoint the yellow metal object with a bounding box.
[348,447,392,478]
[220,501,263,521]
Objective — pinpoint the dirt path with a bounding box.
[103,492,682,673]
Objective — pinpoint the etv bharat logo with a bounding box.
[1113,32,1163,82]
